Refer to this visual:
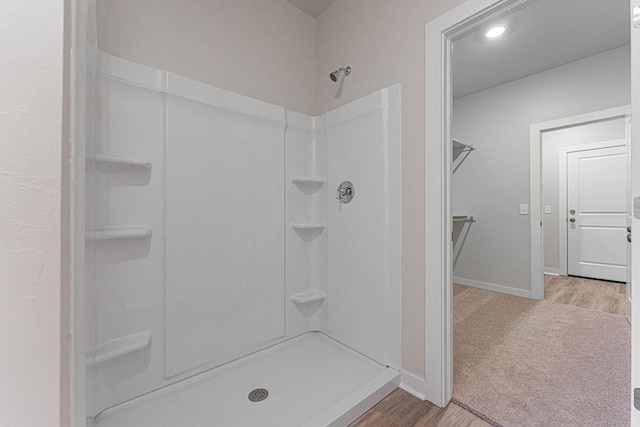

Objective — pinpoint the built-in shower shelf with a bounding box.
[291,176,326,193]
[86,330,152,367]
[86,227,153,241]
[291,222,325,241]
[291,222,326,231]
[87,154,152,171]
[291,290,326,304]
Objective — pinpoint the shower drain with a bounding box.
[248,388,269,402]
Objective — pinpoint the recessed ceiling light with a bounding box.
[485,25,506,39]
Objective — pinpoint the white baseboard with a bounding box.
[544,267,560,276]
[400,370,427,401]
[453,277,534,299]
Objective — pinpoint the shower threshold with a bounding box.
[93,332,399,427]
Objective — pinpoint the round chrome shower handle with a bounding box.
[336,181,354,204]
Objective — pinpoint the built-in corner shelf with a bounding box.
[86,226,153,241]
[291,290,326,304]
[291,222,326,231]
[291,176,326,194]
[86,330,152,367]
[291,222,326,241]
[87,154,153,171]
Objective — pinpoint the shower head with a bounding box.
[329,66,351,82]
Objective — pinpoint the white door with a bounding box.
[567,145,628,282]
[631,1,640,422]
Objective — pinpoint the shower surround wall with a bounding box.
[85,51,401,423]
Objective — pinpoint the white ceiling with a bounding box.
[286,0,338,18]
[452,0,629,98]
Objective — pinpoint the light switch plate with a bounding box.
[544,206,552,214]
[635,197,640,219]
[520,204,529,215]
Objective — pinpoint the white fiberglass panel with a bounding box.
[87,75,165,414]
[284,115,326,336]
[86,52,401,418]
[164,95,286,377]
[325,86,402,370]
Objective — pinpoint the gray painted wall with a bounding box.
[452,45,630,294]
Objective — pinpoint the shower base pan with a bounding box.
[93,332,399,427]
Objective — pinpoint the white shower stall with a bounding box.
[80,50,402,426]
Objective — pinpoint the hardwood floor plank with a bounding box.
[350,389,489,427]
[544,275,626,316]
[430,404,491,427]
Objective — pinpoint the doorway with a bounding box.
[424,0,634,423]
[538,110,632,319]
[533,106,631,299]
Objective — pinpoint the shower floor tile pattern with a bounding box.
[95,333,392,427]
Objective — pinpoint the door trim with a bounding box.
[529,106,630,299]
[630,2,640,421]
[558,140,628,277]
[627,114,632,323]
[425,0,533,407]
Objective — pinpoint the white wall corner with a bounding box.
[400,371,427,401]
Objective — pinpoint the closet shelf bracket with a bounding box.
[452,139,476,172]
[453,215,477,224]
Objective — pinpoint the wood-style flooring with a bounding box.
[351,274,625,426]
[350,388,490,427]
[544,274,626,315]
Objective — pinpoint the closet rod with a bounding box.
[453,215,477,223]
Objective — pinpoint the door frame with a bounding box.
[630,2,640,423]
[424,0,533,407]
[530,106,630,298]
[558,139,628,278]
[425,0,632,407]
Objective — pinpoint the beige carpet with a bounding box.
[453,286,630,427]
